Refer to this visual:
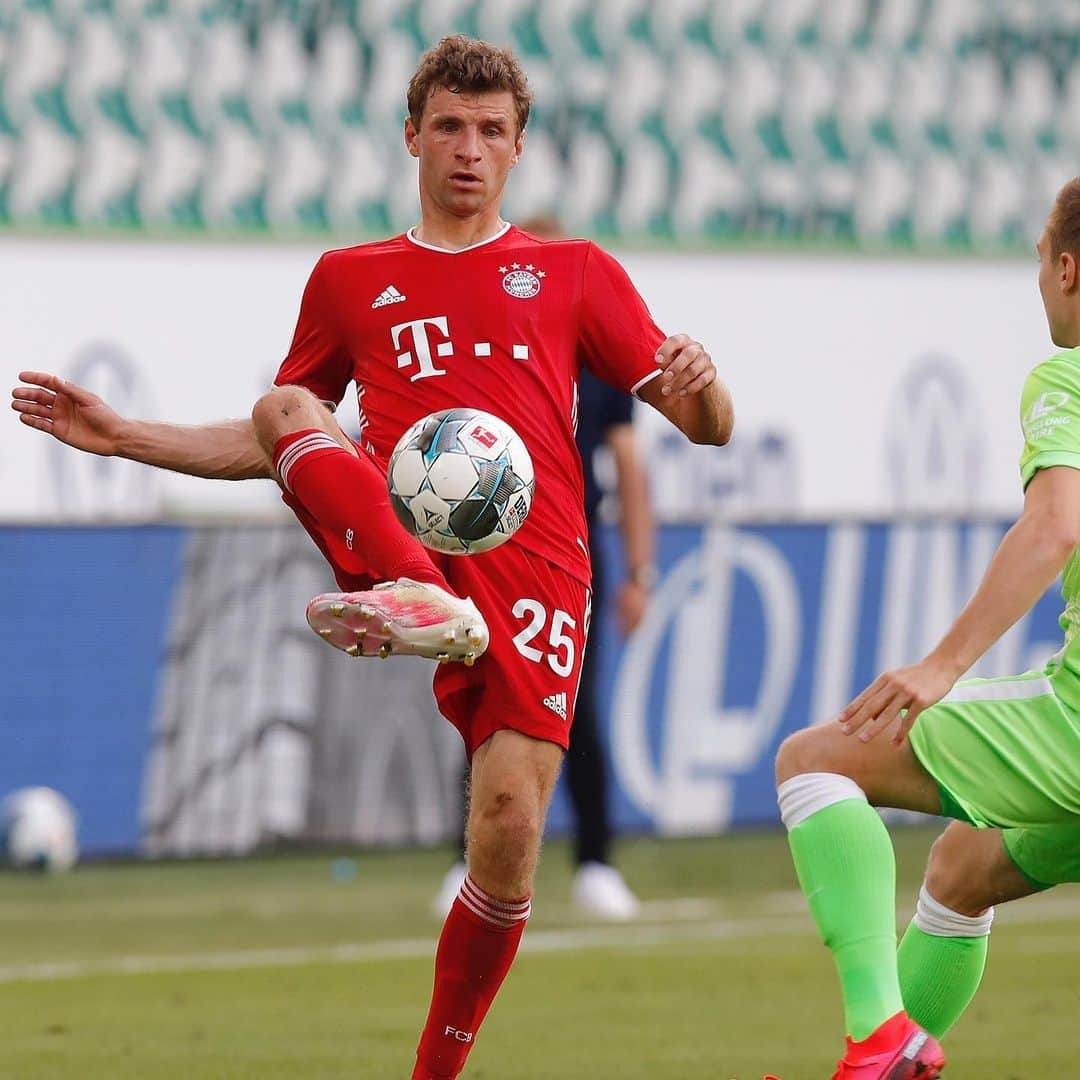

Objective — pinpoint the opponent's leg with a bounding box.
[413,730,563,1080]
[253,386,486,661]
[898,822,1049,1039]
[775,725,945,1077]
[897,823,1035,1039]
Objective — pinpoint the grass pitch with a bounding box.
[0,828,1076,1079]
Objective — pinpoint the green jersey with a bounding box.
[1019,348,1080,711]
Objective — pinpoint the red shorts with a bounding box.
[433,543,591,757]
[283,486,590,759]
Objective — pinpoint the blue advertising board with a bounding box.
[0,523,1067,854]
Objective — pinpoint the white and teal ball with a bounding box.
[388,408,535,555]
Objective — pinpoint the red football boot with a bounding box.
[832,1012,945,1079]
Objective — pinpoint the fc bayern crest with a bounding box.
[501,267,542,299]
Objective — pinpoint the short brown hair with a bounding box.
[407,35,532,135]
[1048,177,1080,259]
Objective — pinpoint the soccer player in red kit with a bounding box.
[12,36,733,1078]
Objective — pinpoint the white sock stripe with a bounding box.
[777,772,867,830]
[276,434,342,491]
[276,432,338,478]
[914,883,994,938]
[461,876,531,917]
[456,891,529,929]
[457,892,514,928]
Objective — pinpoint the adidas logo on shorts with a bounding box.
[372,285,407,309]
[543,691,567,720]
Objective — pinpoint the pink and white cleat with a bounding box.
[306,577,489,665]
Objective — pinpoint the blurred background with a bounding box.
[2,2,1079,1077]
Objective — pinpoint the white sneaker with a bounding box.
[571,862,640,921]
[432,861,468,919]
[306,578,489,663]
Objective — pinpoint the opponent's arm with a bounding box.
[637,334,734,446]
[12,370,273,481]
[607,422,656,634]
[842,464,1080,744]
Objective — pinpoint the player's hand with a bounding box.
[616,579,649,634]
[11,371,127,457]
[838,657,958,746]
[655,334,716,398]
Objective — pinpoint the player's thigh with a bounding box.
[775,721,942,814]
[469,729,565,831]
[436,546,590,757]
[925,822,1042,914]
[908,671,1080,829]
[1002,823,1080,890]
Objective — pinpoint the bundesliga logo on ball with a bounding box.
[388,408,535,555]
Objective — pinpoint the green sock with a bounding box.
[897,921,987,1039]
[788,799,904,1041]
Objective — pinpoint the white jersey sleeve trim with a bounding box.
[630,368,663,398]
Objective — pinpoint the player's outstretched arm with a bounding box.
[637,334,733,446]
[840,464,1080,745]
[11,370,273,481]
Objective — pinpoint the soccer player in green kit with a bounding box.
[774,177,1080,1079]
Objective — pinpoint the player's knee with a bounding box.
[924,827,997,916]
[251,385,324,449]
[775,726,838,785]
[472,789,541,857]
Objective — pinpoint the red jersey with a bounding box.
[274,223,664,585]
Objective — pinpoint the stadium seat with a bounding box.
[201,119,267,229]
[614,127,673,237]
[139,122,206,226]
[969,151,1027,250]
[853,151,914,244]
[559,124,616,234]
[671,134,749,240]
[911,151,970,247]
[308,24,364,132]
[947,52,1005,157]
[128,16,194,135]
[502,125,562,222]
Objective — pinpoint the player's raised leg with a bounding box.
[413,729,563,1080]
[775,724,946,1079]
[251,384,487,662]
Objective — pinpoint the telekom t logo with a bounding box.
[391,316,452,381]
[390,316,531,380]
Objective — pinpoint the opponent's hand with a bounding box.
[11,371,127,457]
[655,334,716,398]
[838,657,958,746]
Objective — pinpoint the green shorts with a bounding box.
[908,667,1080,887]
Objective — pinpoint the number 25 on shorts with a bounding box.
[511,599,577,677]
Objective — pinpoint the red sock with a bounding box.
[412,875,531,1079]
[273,430,450,591]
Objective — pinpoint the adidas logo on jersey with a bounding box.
[543,692,567,720]
[372,285,407,309]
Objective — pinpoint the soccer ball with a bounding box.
[0,787,79,873]
[388,408,535,555]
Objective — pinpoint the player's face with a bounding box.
[405,88,523,219]
[1038,225,1077,348]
